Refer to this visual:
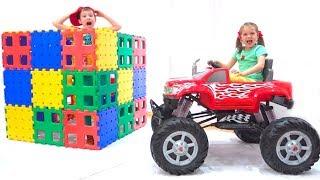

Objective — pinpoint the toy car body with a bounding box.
[150,59,320,175]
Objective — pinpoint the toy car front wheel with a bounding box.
[150,117,208,175]
[260,117,320,174]
[151,104,173,132]
[234,128,262,143]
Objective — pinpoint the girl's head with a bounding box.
[236,22,265,52]
[70,7,97,29]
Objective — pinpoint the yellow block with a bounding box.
[95,28,118,70]
[32,69,63,109]
[118,69,133,104]
[5,105,34,142]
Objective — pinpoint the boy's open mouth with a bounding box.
[86,22,92,26]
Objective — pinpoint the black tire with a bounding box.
[234,129,262,143]
[151,104,173,132]
[260,117,320,174]
[150,117,208,175]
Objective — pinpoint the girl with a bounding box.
[209,22,267,82]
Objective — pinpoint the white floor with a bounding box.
[0,120,319,180]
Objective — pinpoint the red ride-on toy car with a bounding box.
[150,59,320,175]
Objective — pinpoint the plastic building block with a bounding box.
[61,29,97,71]
[118,101,134,139]
[98,107,118,148]
[31,69,63,109]
[2,32,31,69]
[63,70,118,111]
[5,105,33,142]
[133,67,146,99]
[31,30,62,70]
[4,69,32,105]
[117,69,133,105]
[117,33,133,69]
[63,110,100,150]
[33,107,64,146]
[133,36,146,68]
[95,28,118,70]
[134,97,147,130]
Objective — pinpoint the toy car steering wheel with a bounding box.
[207,60,221,68]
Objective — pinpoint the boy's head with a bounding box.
[70,7,96,28]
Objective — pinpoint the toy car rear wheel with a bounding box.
[234,128,262,143]
[260,117,320,174]
[150,117,208,175]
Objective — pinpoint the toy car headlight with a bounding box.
[164,86,180,95]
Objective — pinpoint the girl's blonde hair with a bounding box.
[236,22,265,53]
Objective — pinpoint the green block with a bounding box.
[117,33,133,69]
[117,101,134,139]
[33,107,64,146]
[63,70,118,111]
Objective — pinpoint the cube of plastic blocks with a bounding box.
[118,102,134,139]
[5,105,34,142]
[61,29,97,71]
[31,30,62,70]
[133,36,146,68]
[31,69,63,109]
[33,107,64,146]
[4,69,32,105]
[98,107,118,149]
[63,110,100,150]
[2,32,31,69]
[134,97,147,130]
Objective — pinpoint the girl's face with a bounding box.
[240,25,258,49]
[79,9,96,29]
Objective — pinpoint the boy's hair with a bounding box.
[76,7,96,19]
[236,22,265,53]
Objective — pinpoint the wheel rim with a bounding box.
[276,130,312,166]
[163,131,198,166]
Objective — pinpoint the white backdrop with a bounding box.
[0,0,320,131]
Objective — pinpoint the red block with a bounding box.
[134,97,147,130]
[61,29,96,71]
[133,36,146,68]
[2,32,31,70]
[63,110,100,150]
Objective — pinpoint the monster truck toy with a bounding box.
[150,59,320,175]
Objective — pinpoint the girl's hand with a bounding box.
[231,69,239,74]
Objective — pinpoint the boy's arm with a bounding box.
[240,56,266,76]
[95,10,121,31]
[52,14,70,30]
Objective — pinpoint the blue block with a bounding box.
[133,67,146,99]
[31,30,62,70]
[3,70,32,105]
[98,107,118,149]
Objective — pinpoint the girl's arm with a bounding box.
[240,56,266,76]
[52,14,70,30]
[95,10,121,31]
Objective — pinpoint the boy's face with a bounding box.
[79,9,96,29]
[240,25,258,49]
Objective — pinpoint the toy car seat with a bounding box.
[263,59,273,81]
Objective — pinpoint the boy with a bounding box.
[53,6,121,31]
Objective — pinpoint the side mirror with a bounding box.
[192,59,200,75]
